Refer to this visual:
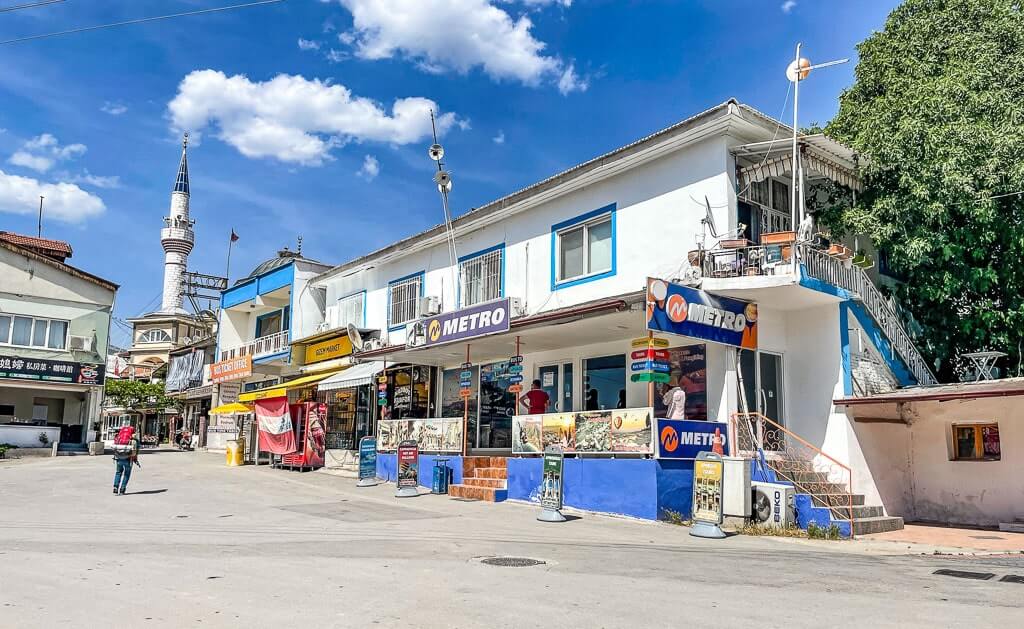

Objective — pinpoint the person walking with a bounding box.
[111,426,139,495]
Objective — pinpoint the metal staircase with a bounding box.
[799,244,937,386]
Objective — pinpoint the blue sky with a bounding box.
[0,0,900,348]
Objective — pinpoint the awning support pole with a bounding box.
[462,346,470,457]
[647,331,654,408]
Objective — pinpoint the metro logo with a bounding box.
[666,294,688,323]
[660,425,679,453]
[428,319,442,342]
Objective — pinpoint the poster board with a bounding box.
[376,418,463,453]
[513,407,654,455]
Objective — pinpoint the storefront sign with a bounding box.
[211,355,252,383]
[630,360,669,372]
[303,335,353,365]
[358,436,377,481]
[656,419,729,459]
[508,384,523,393]
[412,297,511,349]
[540,447,564,511]
[218,382,241,404]
[397,440,419,488]
[631,372,670,383]
[646,278,758,350]
[692,451,725,524]
[512,408,654,454]
[631,348,670,361]
[0,356,105,385]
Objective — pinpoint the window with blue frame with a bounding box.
[388,273,423,329]
[552,204,616,289]
[459,245,504,307]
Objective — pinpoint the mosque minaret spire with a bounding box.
[158,133,194,314]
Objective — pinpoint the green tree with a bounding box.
[825,0,1024,381]
[104,379,178,412]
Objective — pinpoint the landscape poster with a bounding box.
[514,408,654,454]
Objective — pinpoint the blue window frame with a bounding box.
[551,203,616,290]
[336,290,367,329]
[387,271,425,331]
[458,243,505,307]
[255,307,288,338]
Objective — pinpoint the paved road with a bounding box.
[1,452,1021,628]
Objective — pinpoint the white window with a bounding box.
[388,275,422,328]
[336,292,365,328]
[138,329,172,344]
[459,247,503,307]
[0,315,69,350]
[555,213,613,284]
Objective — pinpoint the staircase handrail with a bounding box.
[798,244,937,386]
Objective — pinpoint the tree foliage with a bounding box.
[825,0,1024,380]
[104,379,178,411]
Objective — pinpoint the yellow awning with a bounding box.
[209,402,251,415]
[237,370,342,402]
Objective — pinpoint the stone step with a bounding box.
[449,484,507,502]
[838,515,905,535]
[474,467,508,480]
[463,477,506,489]
[826,504,884,519]
[786,471,832,483]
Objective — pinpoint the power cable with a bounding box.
[0,0,285,45]
[0,0,65,13]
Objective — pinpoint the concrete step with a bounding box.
[474,467,508,480]
[449,484,507,502]
[463,477,506,489]
[826,504,884,519]
[786,471,831,483]
[811,493,866,507]
[839,515,904,535]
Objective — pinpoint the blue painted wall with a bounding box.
[794,493,852,538]
[221,263,295,309]
[375,453,463,488]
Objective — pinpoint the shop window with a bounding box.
[952,423,1000,461]
[319,385,371,450]
[441,367,478,440]
[552,204,616,288]
[336,292,365,329]
[1,315,70,349]
[459,245,503,307]
[385,366,430,420]
[582,354,626,411]
[771,180,790,214]
[138,329,172,344]
[388,273,423,329]
[0,404,14,417]
[478,361,514,448]
[255,307,288,338]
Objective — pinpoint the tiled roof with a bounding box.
[0,231,73,258]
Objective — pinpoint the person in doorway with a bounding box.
[519,379,550,415]
[585,388,599,411]
[111,426,139,495]
[663,378,687,420]
[616,389,626,409]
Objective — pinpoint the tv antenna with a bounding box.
[429,110,459,308]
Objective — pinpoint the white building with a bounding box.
[228,100,934,532]
[0,234,117,450]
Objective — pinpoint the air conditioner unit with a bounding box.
[362,338,383,351]
[419,295,441,316]
[751,481,795,528]
[405,320,427,348]
[68,335,93,352]
[508,297,526,318]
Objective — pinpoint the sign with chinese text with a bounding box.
[0,356,105,385]
[411,298,511,349]
[211,355,252,383]
[646,278,758,349]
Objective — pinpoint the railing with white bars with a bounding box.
[219,330,290,362]
[798,244,937,386]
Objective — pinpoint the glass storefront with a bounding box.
[582,354,626,411]
[441,366,478,441]
[382,365,433,420]
[479,361,515,448]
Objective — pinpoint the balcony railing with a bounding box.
[702,244,796,279]
[219,330,290,362]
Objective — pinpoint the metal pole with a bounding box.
[791,42,801,233]
[462,345,470,456]
[225,235,234,284]
[647,330,654,408]
[37,196,43,237]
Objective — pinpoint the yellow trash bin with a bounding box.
[226,438,245,467]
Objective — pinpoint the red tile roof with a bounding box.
[0,231,73,258]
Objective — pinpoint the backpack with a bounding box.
[115,427,134,445]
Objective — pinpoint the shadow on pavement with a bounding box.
[124,489,168,495]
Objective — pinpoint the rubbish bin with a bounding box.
[431,458,450,494]
[226,438,244,467]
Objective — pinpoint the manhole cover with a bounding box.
[480,557,545,568]
[933,569,995,580]
[1000,575,1024,584]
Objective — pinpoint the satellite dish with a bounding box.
[434,170,453,193]
[346,323,364,351]
[428,144,445,162]
[786,57,811,82]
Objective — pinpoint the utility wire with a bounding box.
[0,0,285,45]
[0,0,65,13]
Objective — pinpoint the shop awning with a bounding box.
[209,402,251,415]
[238,370,342,402]
[318,361,384,391]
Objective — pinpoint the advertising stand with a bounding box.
[395,440,419,498]
[690,451,726,538]
[538,446,566,522]
[357,436,378,487]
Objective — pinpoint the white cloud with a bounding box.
[8,133,86,173]
[297,38,322,51]
[781,0,797,13]
[356,154,380,180]
[492,130,505,144]
[557,62,588,95]
[101,101,128,115]
[70,170,121,189]
[334,0,576,89]
[0,169,105,223]
[167,70,461,166]
[325,48,348,63]
[513,0,571,6]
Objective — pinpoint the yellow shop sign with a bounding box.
[304,335,353,364]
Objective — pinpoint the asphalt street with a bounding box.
[1,451,1021,628]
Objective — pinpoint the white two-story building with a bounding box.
[224,100,935,534]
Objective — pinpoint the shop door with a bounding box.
[738,349,785,451]
[537,363,574,412]
[477,361,514,449]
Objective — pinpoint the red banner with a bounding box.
[256,397,296,454]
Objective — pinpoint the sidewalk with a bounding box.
[856,523,1024,555]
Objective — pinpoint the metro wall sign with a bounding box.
[646,277,758,350]
[410,297,511,349]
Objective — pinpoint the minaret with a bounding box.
[159,133,194,314]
